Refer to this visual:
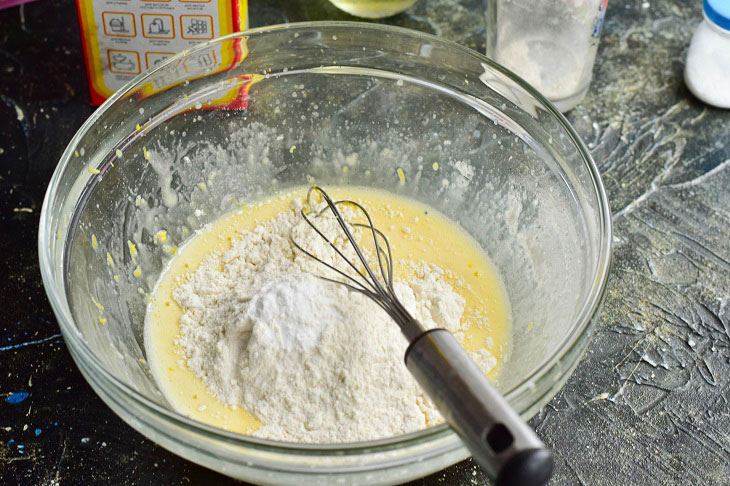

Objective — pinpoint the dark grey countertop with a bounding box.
[1,0,729,484]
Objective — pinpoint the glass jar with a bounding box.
[486,0,609,112]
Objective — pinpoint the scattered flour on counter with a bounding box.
[173,199,497,443]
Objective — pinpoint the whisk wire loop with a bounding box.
[312,188,390,299]
[293,209,373,294]
[291,186,416,328]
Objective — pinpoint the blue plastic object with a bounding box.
[705,0,730,30]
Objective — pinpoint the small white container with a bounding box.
[684,0,730,109]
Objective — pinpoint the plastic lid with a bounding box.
[705,0,730,30]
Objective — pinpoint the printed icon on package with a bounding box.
[102,12,136,38]
[196,52,215,68]
[181,15,213,40]
[110,18,128,33]
[142,14,174,39]
[148,18,169,35]
[145,52,175,70]
[183,50,217,74]
[188,19,208,35]
[107,50,140,74]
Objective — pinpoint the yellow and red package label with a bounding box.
[76,0,248,105]
[136,37,257,111]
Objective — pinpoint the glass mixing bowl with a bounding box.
[39,22,611,485]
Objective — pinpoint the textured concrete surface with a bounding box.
[1,0,728,484]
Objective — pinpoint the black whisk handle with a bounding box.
[405,328,553,486]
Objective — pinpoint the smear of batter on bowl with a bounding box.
[144,186,511,443]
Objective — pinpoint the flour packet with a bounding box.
[75,0,248,104]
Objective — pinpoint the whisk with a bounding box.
[291,186,553,486]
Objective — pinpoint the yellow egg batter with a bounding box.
[145,186,511,436]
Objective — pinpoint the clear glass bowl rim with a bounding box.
[38,21,612,456]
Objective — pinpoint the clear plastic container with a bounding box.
[486,0,609,112]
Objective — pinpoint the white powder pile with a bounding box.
[173,198,497,443]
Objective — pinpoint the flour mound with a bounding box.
[173,199,496,443]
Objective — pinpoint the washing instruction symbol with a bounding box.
[148,18,170,35]
[109,17,129,34]
[110,53,134,71]
[187,19,208,36]
[197,53,214,68]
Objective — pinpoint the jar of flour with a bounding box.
[486,0,609,112]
